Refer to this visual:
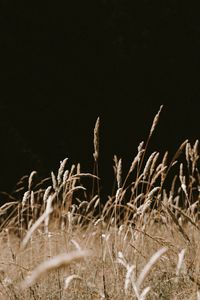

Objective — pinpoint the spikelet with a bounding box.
[147,187,160,200]
[22,191,30,209]
[143,152,157,180]
[138,141,144,152]
[129,141,145,174]
[185,142,191,168]
[133,193,144,205]
[150,152,159,176]
[192,140,199,173]
[51,171,57,190]
[161,151,168,183]
[94,197,100,209]
[21,250,89,288]
[44,195,54,233]
[149,105,163,137]
[117,251,128,268]
[162,151,168,167]
[140,287,151,300]
[129,149,145,174]
[136,247,167,288]
[64,275,82,290]
[93,117,100,161]
[171,140,188,167]
[43,186,52,204]
[63,170,69,183]
[125,265,135,294]
[85,195,98,212]
[151,166,167,186]
[179,163,188,200]
[176,249,186,276]
[21,207,53,248]
[71,239,82,251]
[57,158,68,185]
[194,139,199,156]
[30,191,34,213]
[69,164,76,177]
[28,171,37,191]
[116,158,122,188]
[113,155,118,176]
[77,163,81,174]
[179,163,184,182]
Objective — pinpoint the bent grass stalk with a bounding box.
[21,250,89,288]
[21,207,53,248]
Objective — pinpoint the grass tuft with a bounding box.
[0,108,200,299]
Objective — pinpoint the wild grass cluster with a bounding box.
[0,106,200,299]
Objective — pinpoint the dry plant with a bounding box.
[21,250,89,288]
[0,107,200,299]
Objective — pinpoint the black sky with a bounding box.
[0,1,200,195]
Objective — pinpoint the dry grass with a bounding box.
[0,111,200,299]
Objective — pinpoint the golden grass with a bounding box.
[21,250,89,289]
[0,109,200,299]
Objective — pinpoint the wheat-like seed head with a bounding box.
[30,191,34,213]
[21,250,89,288]
[71,239,82,251]
[63,170,69,183]
[149,105,163,137]
[194,139,199,155]
[179,163,184,180]
[113,155,118,175]
[125,264,135,294]
[22,191,30,208]
[57,158,68,185]
[170,140,188,168]
[136,247,167,289]
[43,186,52,204]
[116,158,122,189]
[44,195,54,233]
[176,249,186,276]
[185,142,191,167]
[51,171,57,190]
[151,166,167,186]
[93,117,100,161]
[150,152,159,176]
[160,151,168,183]
[147,186,160,200]
[129,149,145,174]
[162,151,168,167]
[21,207,54,248]
[28,171,37,191]
[143,152,157,180]
[64,274,82,290]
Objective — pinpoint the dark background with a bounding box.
[0,1,200,197]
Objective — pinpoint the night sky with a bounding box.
[0,1,200,196]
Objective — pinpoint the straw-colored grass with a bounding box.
[21,250,89,289]
[0,110,200,299]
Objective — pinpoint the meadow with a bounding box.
[0,106,200,299]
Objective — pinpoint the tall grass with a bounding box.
[0,107,200,299]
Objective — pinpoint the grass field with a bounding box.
[0,107,200,299]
